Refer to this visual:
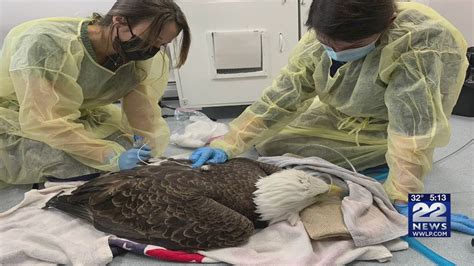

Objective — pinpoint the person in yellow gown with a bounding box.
[0,0,190,188]
[191,0,468,205]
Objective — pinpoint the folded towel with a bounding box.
[301,196,351,240]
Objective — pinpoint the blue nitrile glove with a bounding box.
[118,145,152,170]
[394,203,474,235]
[189,147,228,168]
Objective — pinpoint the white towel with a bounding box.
[170,116,228,148]
[0,184,113,265]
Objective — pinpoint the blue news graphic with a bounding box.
[408,193,451,237]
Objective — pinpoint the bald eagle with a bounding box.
[44,158,330,250]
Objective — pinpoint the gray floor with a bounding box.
[0,103,472,265]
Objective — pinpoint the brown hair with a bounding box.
[95,0,190,67]
[305,0,396,42]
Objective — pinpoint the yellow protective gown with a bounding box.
[210,2,468,202]
[0,17,170,187]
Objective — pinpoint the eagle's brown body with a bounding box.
[45,158,281,250]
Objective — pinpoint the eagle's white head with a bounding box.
[253,169,330,226]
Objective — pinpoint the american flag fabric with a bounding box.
[108,237,219,263]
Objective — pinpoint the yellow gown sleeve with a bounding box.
[122,53,170,157]
[381,42,468,202]
[210,32,321,157]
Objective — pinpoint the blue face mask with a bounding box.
[322,41,377,62]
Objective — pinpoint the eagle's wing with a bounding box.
[46,162,258,250]
[90,168,255,250]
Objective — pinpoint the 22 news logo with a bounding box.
[408,193,451,237]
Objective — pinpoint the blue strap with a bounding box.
[402,236,455,265]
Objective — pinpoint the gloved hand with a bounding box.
[118,145,152,170]
[189,147,228,168]
[394,203,474,235]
